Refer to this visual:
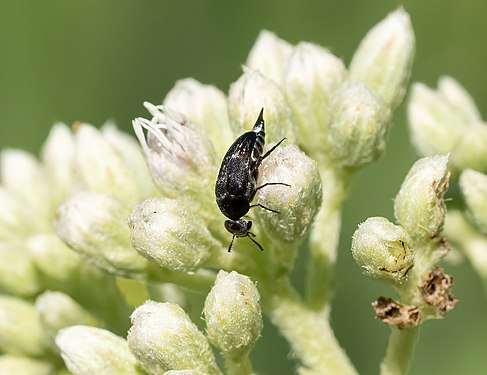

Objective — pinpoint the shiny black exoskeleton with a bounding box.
[215,108,288,252]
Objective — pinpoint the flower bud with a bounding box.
[0,296,50,357]
[228,68,295,144]
[284,42,347,156]
[0,356,52,375]
[394,155,450,242]
[450,125,487,173]
[128,198,219,272]
[256,145,321,242]
[437,76,481,123]
[460,169,487,234]
[127,301,221,375]
[164,371,207,375]
[0,242,40,297]
[55,191,148,277]
[56,326,142,375]
[246,30,293,85]
[204,271,262,358]
[351,217,413,283]
[163,78,234,157]
[0,187,33,240]
[327,82,391,168]
[133,104,216,197]
[349,8,415,109]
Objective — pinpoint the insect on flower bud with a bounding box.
[394,155,450,242]
[460,169,487,235]
[128,197,220,272]
[127,301,221,375]
[351,217,413,284]
[327,82,391,168]
[204,271,262,358]
[256,145,322,242]
[56,326,141,375]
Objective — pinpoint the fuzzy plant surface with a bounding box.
[0,7,462,375]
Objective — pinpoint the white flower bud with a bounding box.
[437,76,482,123]
[0,356,52,375]
[327,82,391,168]
[164,78,234,157]
[284,42,347,156]
[204,271,262,357]
[55,191,148,277]
[394,155,450,242]
[460,169,487,234]
[128,198,219,272]
[450,125,487,173]
[0,187,33,240]
[0,242,40,296]
[56,326,142,375]
[133,104,216,196]
[246,30,293,85]
[0,296,50,357]
[127,301,221,375]
[256,145,321,242]
[228,68,295,144]
[349,8,415,109]
[352,217,413,283]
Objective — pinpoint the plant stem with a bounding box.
[380,327,419,375]
[223,354,253,375]
[146,265,216,294]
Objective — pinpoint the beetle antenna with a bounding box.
[247,233,264,251]
[227,235,236,253]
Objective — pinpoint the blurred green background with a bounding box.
[1,1,487,374]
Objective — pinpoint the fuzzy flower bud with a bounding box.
[56,326,143,375]
[133,103,216,196]
[55,191,147,277]
[228,68,295,144]
[460,169,487,234]
[394,155,450,242]
[349,8,415,109]
[284,42,347,155]
[204,271,262,358]
[0,188,33,240]
[163,78,234,157]
[128,301,221,375]
[437,76,482,123]
[128,197,220,272]
[164,371,207,375]
[246,30,293,85]
[0,356,52,375]
[351,217,413,284]
[0,242,40,296]
[327,82,391,168]
[256,145,322,242]
[449,125,487,173]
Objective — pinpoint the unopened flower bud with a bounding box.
[327,82,391,168]
[128,198,220,272]
[0,356,52,375]
[256,145,321,242]
[56,326,142,375]
[164,78,234,157]
[0,188,33,240]
[284,42,347,156]
[460,169,487,234]
[246,30,293,85]
[55,191,147,277]
[349,8,415,109]
[450,125,487,173]
[352,217,413,284]
[394,155,450,242]
[127,301,221,375]
[228,68,295,144]
[0,242,40,296]
[204,271,262,357]
[164,371,207,375]
[437,76,481,123]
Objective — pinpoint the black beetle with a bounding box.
[215,108,289,252]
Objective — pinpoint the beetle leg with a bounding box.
[255,182,291,191]
[250,203,280,214]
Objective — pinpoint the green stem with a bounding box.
[146,265,216,295]
[223,353,253,375]
[260,277,357,375]
[380,327,419,375]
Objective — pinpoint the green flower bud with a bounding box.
[55,191,147,277]
[128,197,220,272]
[127,301,221,375]
[284,42,347,156]
[0,356,52,375]
[246,30,293,85]
[450,125,487,173]
[0,242,40,296]
[163,78,234,157]
[394,155,450,242]
[351,217,413,284]
[204,271,262,358]
[460,169,487,234]
[349,8,415,109]
[56,326,143,375]
[0,296,50,357]
[228,68,295,144]
[327,82,391,168]
[256,145,322,242]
